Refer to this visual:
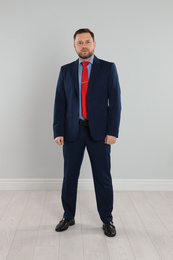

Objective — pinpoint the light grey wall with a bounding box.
[0,0,173,180]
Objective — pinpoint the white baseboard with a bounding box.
[0,179,173,191]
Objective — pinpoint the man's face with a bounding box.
[74,33,96,61]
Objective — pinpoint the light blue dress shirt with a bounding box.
[78,55,94,120]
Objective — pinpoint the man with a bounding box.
[53,28,121,237]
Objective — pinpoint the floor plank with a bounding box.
[129,191,173,260]
[0,191,15,219]
[6,191,46,260]
[144,191,173,237]
[115,191,161,260]
[0,191,30,260]
[33,191,62,260]
[159,191,173,211]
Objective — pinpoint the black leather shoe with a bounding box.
[103,221,116,237]
[55,218,75,232]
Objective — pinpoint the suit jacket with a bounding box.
[53,55,121,141]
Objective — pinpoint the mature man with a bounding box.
[53,28,121,237]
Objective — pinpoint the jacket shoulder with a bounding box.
[96,57,116,69]
[61,60,78,70]
[98,58,114,64]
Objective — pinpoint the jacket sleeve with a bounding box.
[106,63,121,138]
[53,67,66,139]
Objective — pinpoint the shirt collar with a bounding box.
[79,54,95,65]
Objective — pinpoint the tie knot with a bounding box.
[82,61,89,67]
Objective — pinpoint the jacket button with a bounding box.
[77,113,79,116]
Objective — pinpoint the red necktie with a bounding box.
[81,61,89,119]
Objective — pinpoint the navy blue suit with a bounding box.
[53,55,121,223]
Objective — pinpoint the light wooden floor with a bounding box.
[0,190,173,260]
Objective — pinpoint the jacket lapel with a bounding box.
[72,59,79,97]
[87,55,101,95]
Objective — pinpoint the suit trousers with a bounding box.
[61,124,114,223]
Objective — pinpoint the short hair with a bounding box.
[73,28,95,41]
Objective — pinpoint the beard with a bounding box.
[76,48,94,60]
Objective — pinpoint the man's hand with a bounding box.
[54,136,64,145]
[104,135,116,145]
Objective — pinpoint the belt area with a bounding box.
[79,119,89,126]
